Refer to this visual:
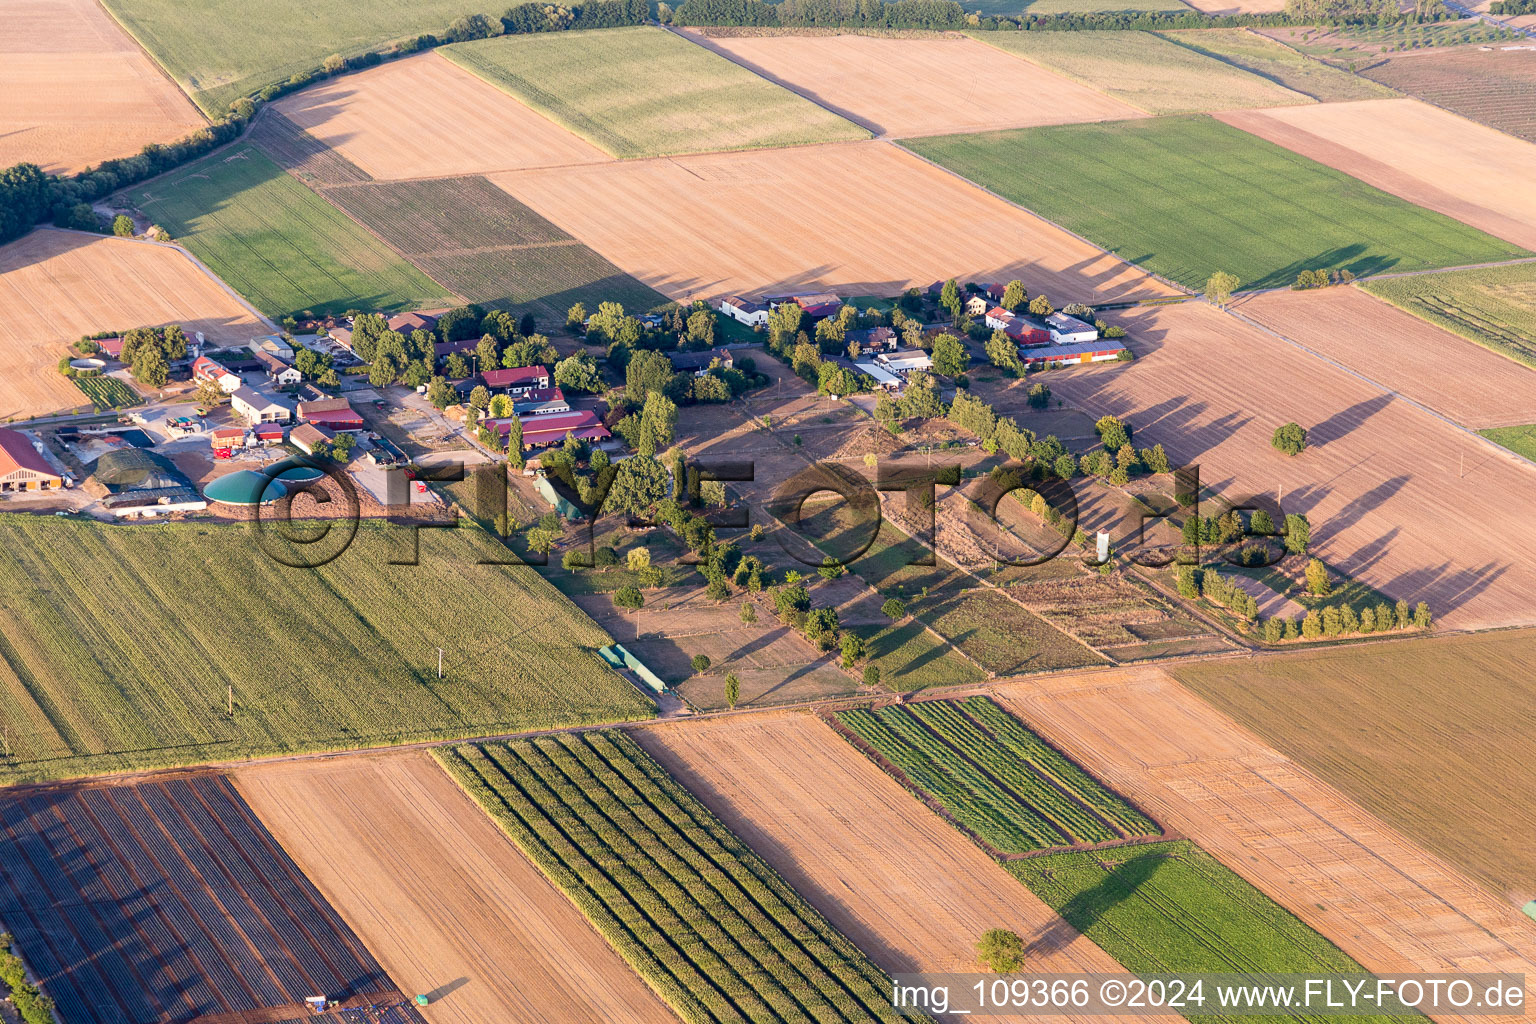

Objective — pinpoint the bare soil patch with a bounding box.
[489,141,1178,304]
[0,230,265,420]
[635,711,1183,1024]
[1218,98,1536,251]
[1030,301,1536,630]
[1360,46,1536,144]
[235,752,677,1024]
[0,0,205,174]
[994,667,1536,991]
[274,52,609,180]
[685,32,1146,137]
[1238,285,1536,429]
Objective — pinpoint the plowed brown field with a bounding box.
[0,0,205,174]
[0,230,265,419]
[274,52,610,179]
[635,713,1182,1024]
[993,668,1536,994]
[235,752,678,1024]
[490,141,1179,303]
[1218,99,1536,251]
[684,32,1147,137]
[1238,286,1536,429]
[1026,301,1536,630]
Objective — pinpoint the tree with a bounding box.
[627,546,652,570]
[803,607,840,651]
[881,597,906,620]
[605,456,669,515]
[940,278,961,320]
[977,929,1025,973]
[739,601,757,625]
[1028,294,1053,317]
[426,376,455,410]
[690,653,712,674]
[1206,270,1239,308]
[626,349,673,402]
[1283,512,1311,555]
[1271,422,1308,456]
[554,352,603,393]
[111,214,134,237]
[613,585,644,610]
[724,672,740,709]
[1141,443,1171,474]
[1359,606,1376,633]
[931,332,970,376]
[566,302,588,331]
[818,556,845,581]
[444,352,470,380]
[562,549,585,571]
[1027,382,1051,410]
[1304,557,1331,596]
[1263,617,1284,643]
[985,329,1025,377]
[1250,508,1275,535]
[322,53,346,73]
[1413,602,1433,629]
[1095,415,1131,452]
[637,391,677,457]
[862,664,880,687]
[194,376,226,409]
[488,394,514,419]
[131,344,169,387]
[839,633,866,668]
[1001,279,1026,312]
[504,416,523,460]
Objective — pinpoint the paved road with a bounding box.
[1439,0,1536,38]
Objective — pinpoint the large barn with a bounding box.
[0,430,63,492]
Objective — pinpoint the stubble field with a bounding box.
[994,668,1536,985]
[904,115,1530,290]
[1361,46,1536,143]
[1361,262,1536,368]
[1237,286,1536,429]
[683,32,1148,137]
[1027,301,1536,630]
[490,141,1179,303]
[975,30,1310,113]
[0,230,264,420]
[235,752,678,1024]
[1218,97,1536,251]
[272,52,611,180]
[1,0,206,175]
[444,26,868,159]
[1158,28,1394,101]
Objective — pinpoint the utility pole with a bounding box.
[226,685,233,719]
[438,648,445,679]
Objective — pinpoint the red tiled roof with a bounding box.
[482,365,549,388]
[0,429,57,478]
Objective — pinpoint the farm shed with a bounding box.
[719,295,769,326]
[290,422,336,455]
[487,410,612,449]
[845,326,896,353]
[877,350,934,373]
[0,429,63,491]
[387,310,441,335]
[513,387,570,416]
[482,365,551,394]
[854,361,901,390]
[90,448,204,514]
[296,397,364,430]
[667,348,732,375]
[192,355,241,393]
[1022,339,1128,367]
[231,387,293,425]
[1046,312,1098,343]
[535,474,585,519]
[599,643,667,694]
[253,350,301,386]
[249,334,294,360]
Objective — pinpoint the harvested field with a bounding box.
[440,731,903,1024]
[1172,629,1536,901]
[322,175,665,319]
[836,697,1159,853]
[904,115,1530,290]
[1030,301,1536,630]
[1360,261,1536,369]
[1361,46,1536,142]
[131,145,454,317]
[1159,29,1393,101]
[994,668,1536,985]
[1218,98,1536,250]
[245,109,372,185]
[636,713,1183,1024]
[491,141,1178,304]
[0,230,264,421]
[0,775,416,1024]
[1238,286,1536,428]
[235,752,676,1024]
[0,0,205,175]
[684,33,1146,137]
[273,52,610,180]
[976,30,1309,114]
[0,516,649,784]
[968,0,1188,12]
[445,26,868,159]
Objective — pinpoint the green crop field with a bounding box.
[99,0,490,115]
[1481,424,1536,463]
[1362,263,1536,368]
[130,146,453,317]
[72,375,141,410]
[322,174,667,320]
[1173,629,1536,897]
[975,30,1310,114]
[848,620,985,691]
[837,698,1157,854]
[0,516,650,784]
[904,116,1530,290]
[1158,29,1395,102]
[443,26,869,158]
[439,731,907,1024]
[909,587,1105,674]
[1011,842,1417,1024]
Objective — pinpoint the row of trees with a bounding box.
[672,0,968,29]
[0,934,54,1024]
[1178,564,1432,639]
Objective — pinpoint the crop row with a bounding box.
[837,707,1064,853]
[960,697,1159,837]
[72,376,139,410]
[439,732,905,1024]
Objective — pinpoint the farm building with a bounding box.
[794,293,843,319]
[251,422,286,446]
[668,348,733,375]
[854,361,901,390]
[535,474,586,519]
[204,469,285,506]
[290,422,336,455]
[1006,318,1052,347]
[1022,338,1128,368]
[249,335,294,361]
[719,295,769,326]
[846,326,896,354]
[984,306,1015,330]
[433,336,476,360]
[328,325,353,349]
[94,336,124,359]
[89,448,204,515]
[513,387,570,416]
[192,356,241,393]
[487,410,611,449]
[387,311,440,335]
[209,425,244,449]
[253,351,301,386]
[963,295,989,316]
[482,365,551,395]
[296,397,364,430]
[1046,312,1098,344]
[876,350,934,374]
[230,387,293,425]
[368,436,408,466]
[0,429,63,491]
